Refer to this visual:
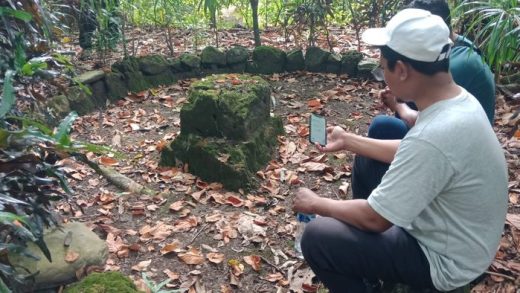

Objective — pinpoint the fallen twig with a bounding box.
[485,270,516,281]
[73,153,155,196]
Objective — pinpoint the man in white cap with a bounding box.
[292,8,507,293]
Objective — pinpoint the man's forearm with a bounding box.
[395,103,418,127]
[344,134,400,164]
[312,197,392,232]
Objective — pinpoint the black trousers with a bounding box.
[301,217,434,293]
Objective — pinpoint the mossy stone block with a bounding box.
[89,80,108,108]
[180,74,271,140]
[286,49,305,72]
[252,46,286,74]
[76,70,105,84]
[305,46,330,72]
[201,46,227,68]
[160,117,283,191]
[341,50,364,76]
[358,58,379,79]
[227,45,249,65]
[104,72,128,101]
[112,56,150,93]
[47,95,71,118]
[180,53,201,70]
[325,53,342,74]
[64,272,138,293]
[139,54,169,75]
[67,86,96,115]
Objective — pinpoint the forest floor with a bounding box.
[50,26,520,292]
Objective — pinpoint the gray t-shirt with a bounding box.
[367,88,508,291]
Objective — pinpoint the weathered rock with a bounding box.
[325,53,342,74]
[251,46,286,74]
[201,46,227,68]
[161,74,284,190]
[305,47,330,72]
[138,55,169,75]
[357,58,379,79]
[89,80,108,107]
[67,86,96,115]
[47,95,71,119]
[9,222,108,290]
[226,45,249,65]
[229,62,246,73]
[180,74,271,140]
[64,272,139,293]
[341,50,364,77]
[180,53,201,70]
[170,58,185,73]
[76,70,105,84]
[112,56,150,93]
[145,73,177,88]
[286,49,305,72]
[104,72,128,102]
[161,117,283,191]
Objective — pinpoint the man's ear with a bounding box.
[395,60,409,81]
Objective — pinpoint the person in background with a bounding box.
[293,8,507,293]
[352,0,496,199]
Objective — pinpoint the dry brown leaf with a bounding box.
[163,269,180,281]
[207,252,225,264]
[264,272,284,282]
[169,200,185,212]
[131,259,151,272]
[160,240,182,255]
[65,250,80,263]
[226,195,244,207]
[220,284,233,293]
[99,157,118,166]
[301,161,329,172]
[178,247,205,265]
[243,255,261,271]
[173,215,199,232]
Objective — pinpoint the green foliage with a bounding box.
[287,0,334,47]
[453,0,520,78]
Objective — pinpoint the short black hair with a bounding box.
[407,0,452,32]
[380,45,450,76]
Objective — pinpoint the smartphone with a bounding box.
[309,114,327,146]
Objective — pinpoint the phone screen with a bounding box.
[309,114,327,146]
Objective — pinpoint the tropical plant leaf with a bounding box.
[54,111,78,147]
[0,275,12,293]
[0,7,33,22]
[0,70,15,118]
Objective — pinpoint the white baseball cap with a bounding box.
[362,8,452,62]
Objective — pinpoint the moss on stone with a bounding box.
[180,74,270,140]
[180,53,201,70]
[252,46,286,74]
[161,117,283,191]
[112,56,150,93]
[161,74,283,190]
[104,72,128,102]
[139,55,169,75]
[226,45,249,65]
[305,47,330,72]
[341,50,364,77]
[201,46,227,68]
[64,272,138,293]
[47,95,71,118]
[67,86,96,115]
[286,49,305,72]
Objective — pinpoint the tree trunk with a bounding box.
[250,0,261,46]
